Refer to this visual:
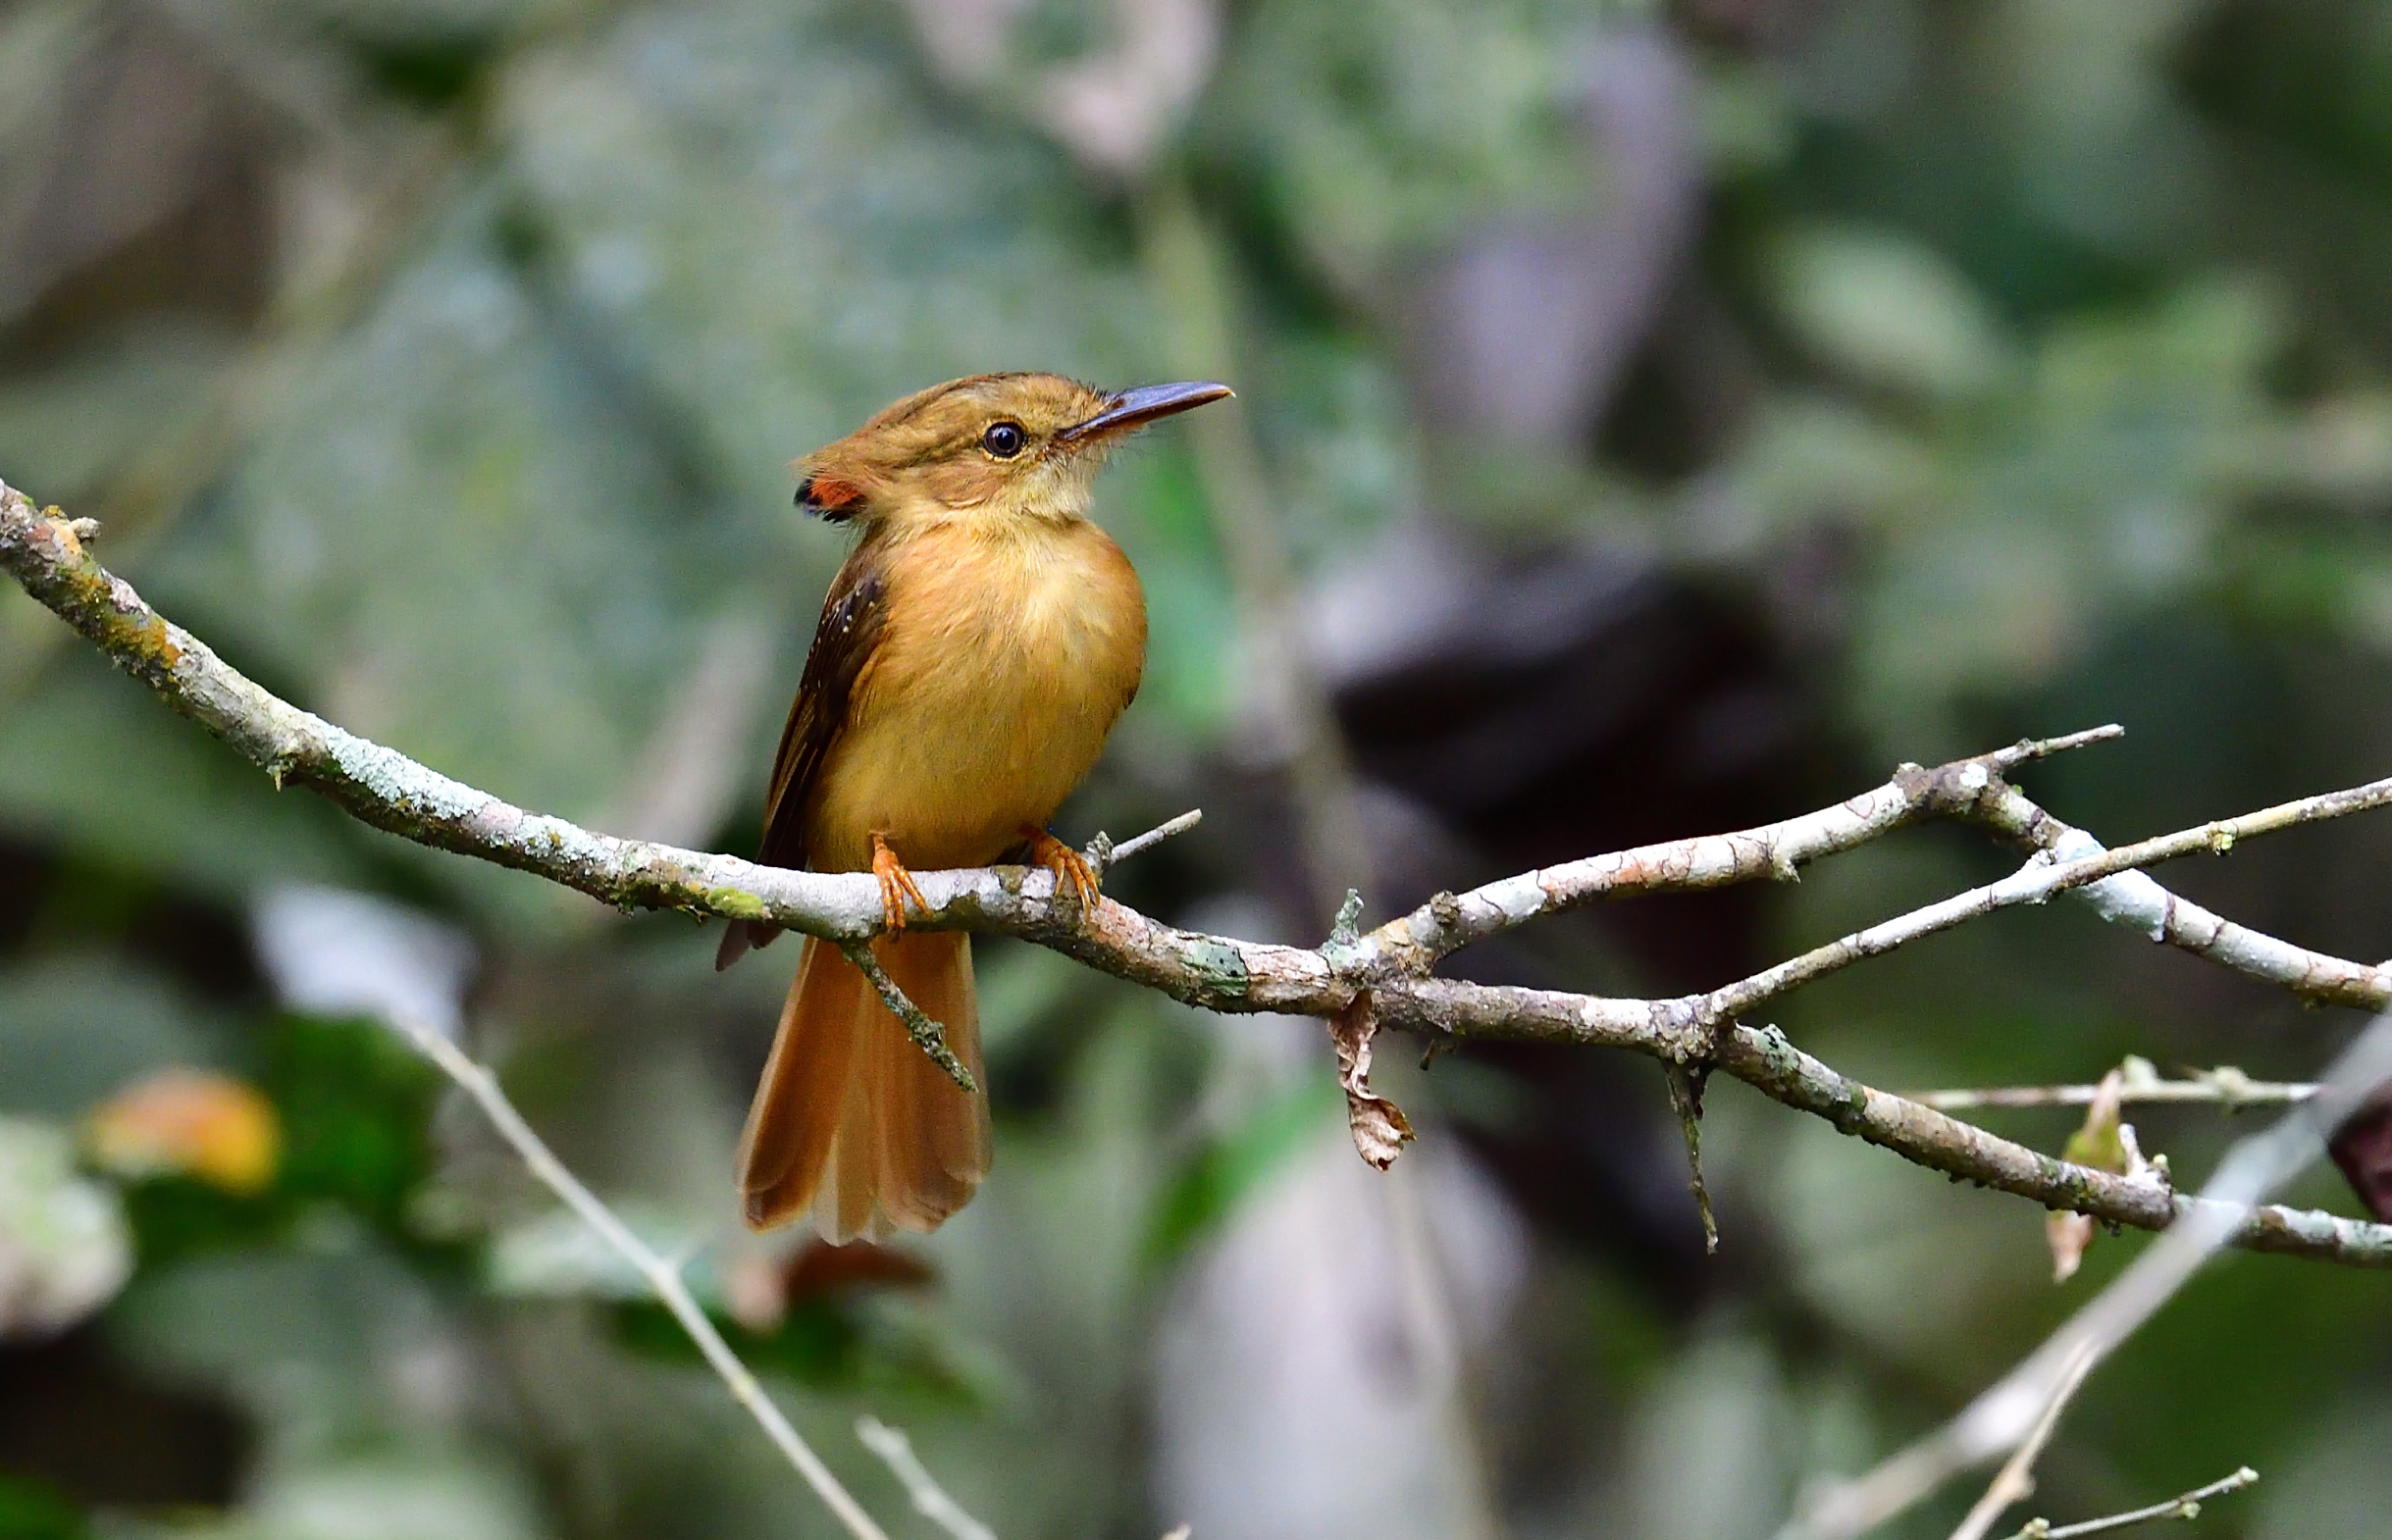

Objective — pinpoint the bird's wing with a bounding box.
[716,545,888,969]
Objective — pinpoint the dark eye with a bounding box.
[981,421,1027,458]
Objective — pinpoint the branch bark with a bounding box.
[7,482,2390,1267]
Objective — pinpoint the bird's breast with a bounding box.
[807,519,1146,871]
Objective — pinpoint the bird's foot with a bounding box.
[871,831,930,933]
[1020,825,1101,914]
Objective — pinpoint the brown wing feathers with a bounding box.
[714,550,886,969]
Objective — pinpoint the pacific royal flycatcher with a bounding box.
[716,373,1230,1241]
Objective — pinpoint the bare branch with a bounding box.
[387,1012,890,1540]
[1949,1346,2097,1540]
[856,1416,997,1540]
[2005,1466,2258,1540]
[1699,778,2392,1025]
[8,485,2391,1267]
[1783,1014,2392,1540]
[840,942,978,1092]
[1916,1061,2317,1112]
[1090,807,1203,871]
[1963,783,2392,1009]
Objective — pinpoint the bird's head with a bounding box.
[792,373,1230,532]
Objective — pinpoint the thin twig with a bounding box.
[385,1014,890,1540]
[1948,1345,2097,1540]
[8,486,2392,1264]
[1984,726,2129,769]
[1090,808,1203,872]
[1698,778,2392,1026]
[856,1416,998,1540]
[2005,1466,2258,1540]
[841,942,977,1093]
[1961,782,2392,1008]
[1662,1063,1719,1254]
[1781,1013,2392,1540]
[1364,739,2121,971]
[1915,1065,2317,1112]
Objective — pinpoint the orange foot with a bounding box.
[872,831,930,933]
[1020,825,1101,915]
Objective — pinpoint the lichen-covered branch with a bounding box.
[1962,782,2392,1008]
[7,482,2391,1267]
[1357,731,2124,972]
[1695,775,2392,1025]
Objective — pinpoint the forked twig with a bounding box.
[2003,1466,2258,1540]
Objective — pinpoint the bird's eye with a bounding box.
[981,421,1028,459]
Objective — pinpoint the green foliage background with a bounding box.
[2,1,2390,1537]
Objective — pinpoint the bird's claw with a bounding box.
[872,831,929,933]
[1020,825,1101,914]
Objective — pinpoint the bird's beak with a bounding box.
[1056,381,1234,445]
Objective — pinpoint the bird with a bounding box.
[718,373,1232,1241]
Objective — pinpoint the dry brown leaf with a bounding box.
[2045,1209,2096,1284]
[1329,991,1414,1170]
[2048,1066,2158,1282]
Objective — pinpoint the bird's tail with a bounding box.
[736,933,990,1241]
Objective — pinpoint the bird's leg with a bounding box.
[1019,825,1102,914]
[871,831,930,933]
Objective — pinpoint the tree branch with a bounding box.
[841,941,978,1093]
[856,1417,996,1540]
[1915,1062,2316,1112]
[1783,1014,2392,1540]
[388,1010,891,1540]
[8,483,2391,1266]
[2006,1467,2257,1540]
[1961,782,2392,1008]
[1361,729,2128,972]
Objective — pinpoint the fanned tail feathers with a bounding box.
[737,933,990,1241]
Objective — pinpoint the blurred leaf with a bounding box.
[0,1117,130,1340]
[0,1473,87,1540]
[240,1449,546,1540]
[1205,0,1600,290]
[257,1015,438,1232]
[0,955,220,1119]
[609,1297,862,1388]
[1769,222,2010,399]
[1144,1074,1339,1265]
[117,1015,447,1269]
